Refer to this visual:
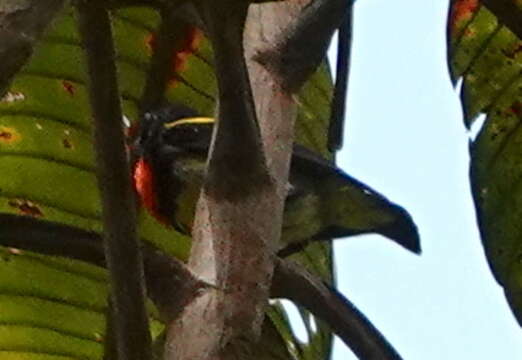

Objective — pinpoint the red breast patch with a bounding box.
[133,158,170,225]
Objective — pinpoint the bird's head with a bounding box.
[135,105,214,158]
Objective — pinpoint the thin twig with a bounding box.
[272,258,403,360]
[0,215,106,265]
[103,299,118,360]
[328,2,354,152]
[76,3,152,360]
[140,4,196,114]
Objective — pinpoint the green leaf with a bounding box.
[0,6,190,260]
[448,0,522,324]
[289,63,335,360]
[0,246,163,359]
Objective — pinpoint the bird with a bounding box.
[131,104,420,255]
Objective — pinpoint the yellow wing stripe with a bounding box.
[164,117,215,129]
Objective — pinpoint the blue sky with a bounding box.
[324,0,522,358]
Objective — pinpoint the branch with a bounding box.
[0,215,106,265]
[0,0,65,94]
[481,0,522,40]
[164,2,277,358]
[277,234,329,258]
[0,215,208,323]
[104,299,118,360]
[328,4,354,151]
[244,2,302,174]
[77,3,152,360]
[272,258,403,360]
[139,7,180,113]
[139,4,199,113]
[255,0,350,93]
[0,216,402,359]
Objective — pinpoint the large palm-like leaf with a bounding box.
[447,0,522,324]
[0,5,331,358]
[0,3,417,359]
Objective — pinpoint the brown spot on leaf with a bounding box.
[0,126,21,144]
[62,138,73,149]
[94,332,104,342]
[463,27,476,38]
[0,131,12,140]
[62,80,76,96]
[8,199,44,217]
[508,101,521,117]
[145,33,156,53]
[167,26,203,88]
[502,43,522,60]
[449,0,479,35]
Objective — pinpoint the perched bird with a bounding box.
[132,104,420,255]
